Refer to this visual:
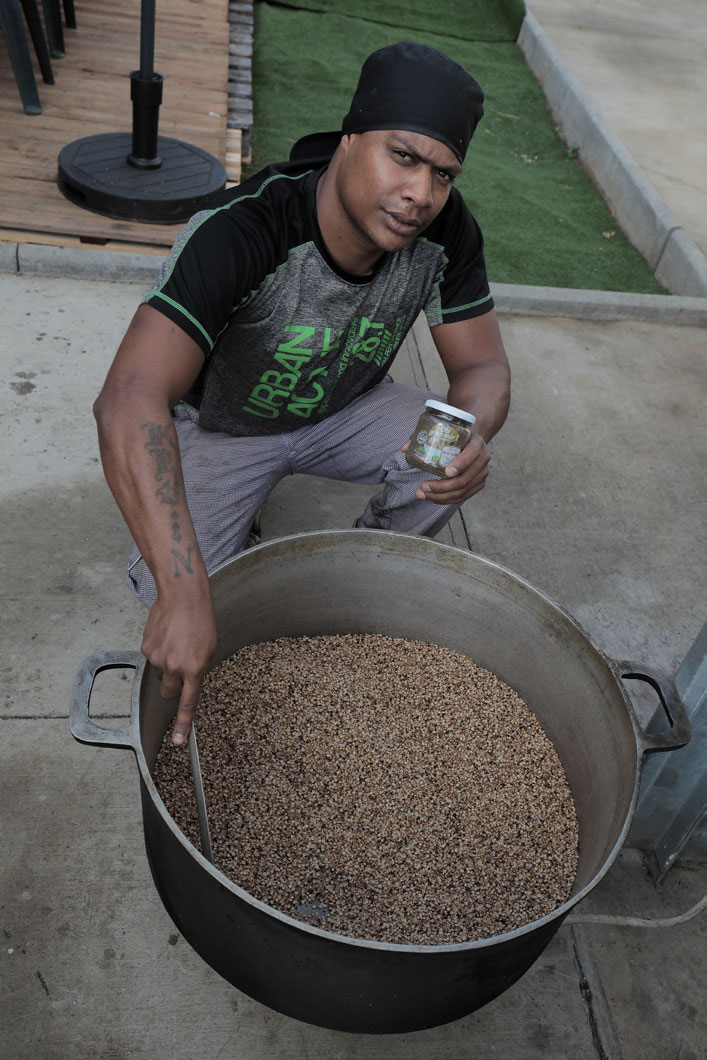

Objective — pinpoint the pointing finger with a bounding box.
[171,676,202,746]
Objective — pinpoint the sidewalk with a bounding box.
[527,0,707,258]
[2,272,704,1059]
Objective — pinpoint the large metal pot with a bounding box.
[70,530,689,1034]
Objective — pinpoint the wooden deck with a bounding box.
[0,0,234,250]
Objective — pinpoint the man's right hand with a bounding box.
[93,304,218,745]
[141,586,218,745]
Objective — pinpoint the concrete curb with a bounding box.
[519,8,707,298]
[0,240,18,273]
[1,242,163,284]
[490,283,707,325]
[2,239,706,325]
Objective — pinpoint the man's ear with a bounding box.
[339,133,363,155]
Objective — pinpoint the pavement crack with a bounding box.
[36,970,49,996]
[458,507,474,550]
[573,937,609,1059]
[2,714,131,720]
[2,715,71,720]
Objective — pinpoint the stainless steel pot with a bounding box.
[70,530,690,1034]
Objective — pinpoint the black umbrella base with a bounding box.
[58,132,227,224]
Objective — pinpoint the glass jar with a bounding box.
[405,400,476,477]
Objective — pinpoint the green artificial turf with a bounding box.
[245,2,667,294]
[266,0,526,42]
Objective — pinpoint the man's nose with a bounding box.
[402,167,434,208]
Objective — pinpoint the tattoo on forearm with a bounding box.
[142,420,179,505]
[142,421,195,579]
[171,543,194,577]
[170,511,193,576]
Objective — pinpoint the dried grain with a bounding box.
[153,634,579,945]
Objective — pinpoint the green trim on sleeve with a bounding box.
[440,292,493,314]
[154,169,314,296]
[146,290,215,350]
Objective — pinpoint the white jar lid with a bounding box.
[424,399,476,425]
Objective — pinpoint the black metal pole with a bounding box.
[128,0,163,169]
[139,0,155,78]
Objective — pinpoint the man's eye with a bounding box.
[437,170,453,182]
[394,150,412,162]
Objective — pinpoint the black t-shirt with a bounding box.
[144,158,493,436]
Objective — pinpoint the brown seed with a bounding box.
[152,634,579,945]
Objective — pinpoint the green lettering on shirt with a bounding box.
[243,315,404,422]
[322,328,343,355]
[274,350,312,374]
[277,325,316,353]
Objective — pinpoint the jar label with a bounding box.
[432,424,459,445]
[440,446,461,467]
[420,444,442,465]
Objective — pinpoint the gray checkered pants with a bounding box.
[128,377,460,607]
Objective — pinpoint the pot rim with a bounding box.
[133,530,643,954]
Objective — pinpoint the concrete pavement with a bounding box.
[519,2,707,296]
[527,0,707,259]
[1,272,705,1058]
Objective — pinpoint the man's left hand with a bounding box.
[402,432,491,505]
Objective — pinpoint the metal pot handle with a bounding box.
[70,651,142,749]
[616,661,691,754]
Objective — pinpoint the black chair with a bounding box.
[21,0,54,79]
[42,0,63,57]
[1,0,76,113]
[1,0,44,113]
[43,0,78,56]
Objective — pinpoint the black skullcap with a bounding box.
[342,41,484,163]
